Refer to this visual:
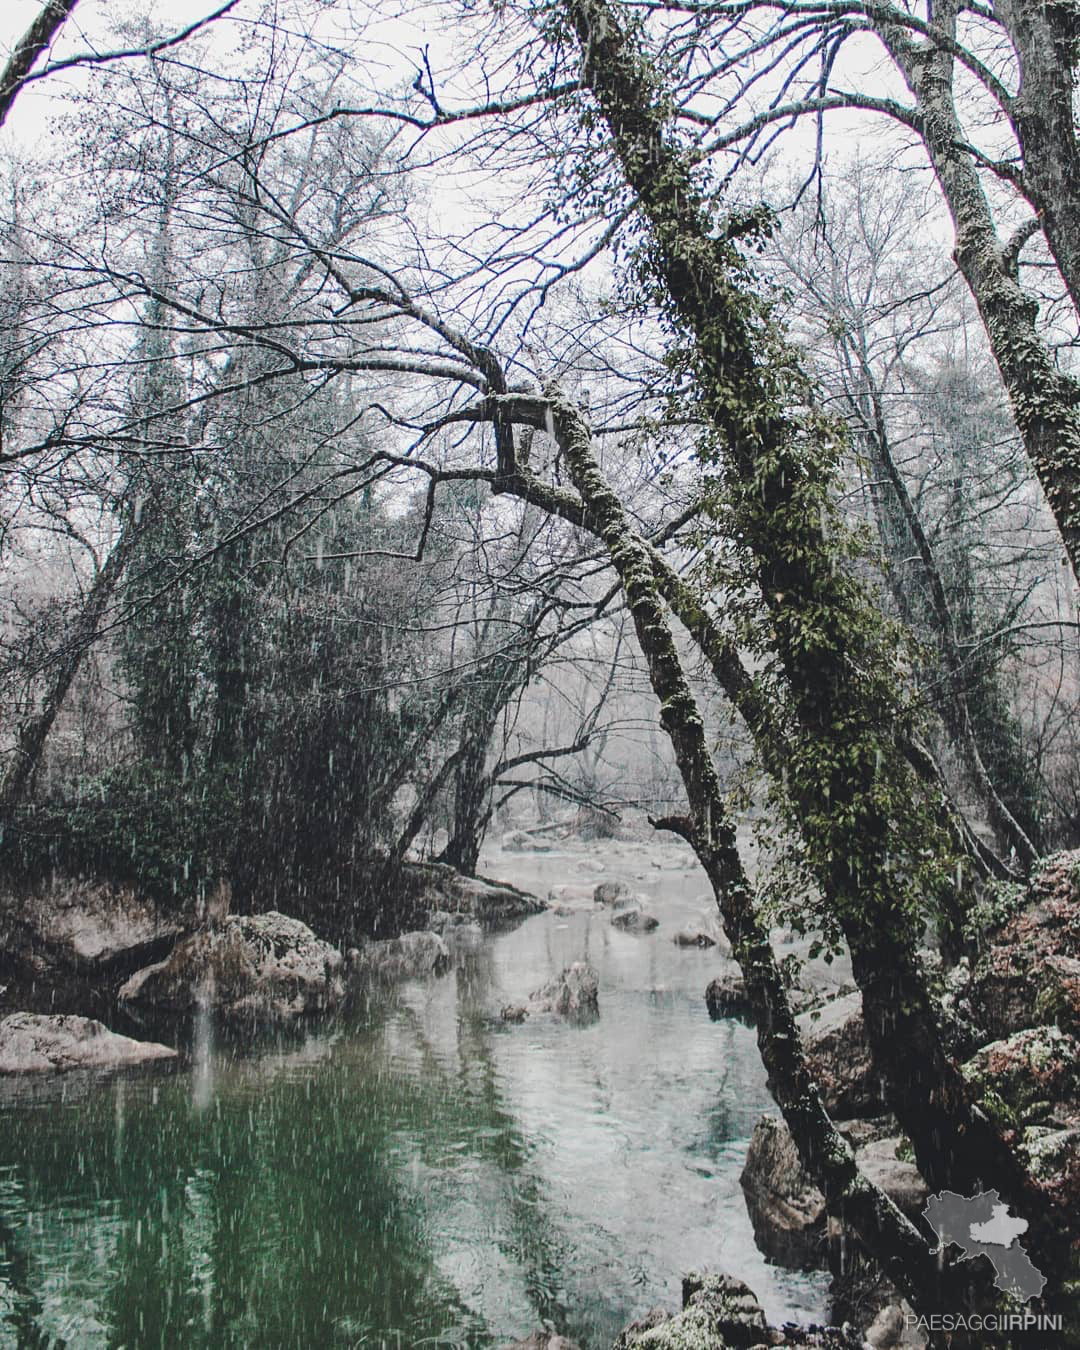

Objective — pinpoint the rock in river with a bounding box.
[119,912,346,1023]
[594,880,629,906]
[672,926,717,949]
[741,1114,927,1270]
[610,906,659,933]
[500,1335,581,1350]
[740,1115,829,1267]
[0,1012,176,1075]
[705,972,754,1024]
[350,930,451,981]
[613,1271,864,1348]
[501,829,552,853]
[528,962,599,1019]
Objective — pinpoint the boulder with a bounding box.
[799,991,883,1117]
[1021,1121,1080,1209]
[615,1271,864,1349]
[427,869,544,923]
[853,1137,928,1219]
[594,880,629,906]
[961,1024,1079,1132]
[611,1309,671,1350]
[741,1116,827,1267]
[741,1116,923,1271]
[672,927,719,949]
[334,861,542,938]
[500,1004,529,1023]
[706,973,754,1024]
[350,931,450,982]
[0,1012,176,1074]
[611,907,659,933]
[578,858,606,873]
[0,876,183,977]
[119,912,346,1022]
[547,885,595,909]
[969,850,1080,1040]
[428,911,483,943]
[502,830,552,853]
[528,963,599,1020]
[617,1273,767,1349]
[865,1303,926,1350]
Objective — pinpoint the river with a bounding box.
[0,835,830,1348]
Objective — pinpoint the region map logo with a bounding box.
[901,1191,1066,1336]
[922,1189,1045,1302]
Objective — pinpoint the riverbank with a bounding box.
[0,830,834,1346]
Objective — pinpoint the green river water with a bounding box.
[0,839,830,1348]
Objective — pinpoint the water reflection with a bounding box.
[0,840,829,1347]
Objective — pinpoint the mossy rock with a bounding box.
[962,1025,1079,1129]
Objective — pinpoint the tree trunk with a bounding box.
[993,0,1080,319]
[873,0,1080,586]
[0,0,80,130]
[441,734,491,875]
[0,522,135,819]
[559,0,1069,1284]
[547,387,964,1325]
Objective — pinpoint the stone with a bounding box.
[500,1004,529,1023]
[594,880,629,906]
[119,912,346,1022]
[619,1273,769,1348]
[0,876,183,977]
[798,992,883,1117]
[611,907,659,933]
[501,829,552,853]
[614,1271,865,1349]
[428,912,482,943]
[427,909,465,932]
[672,927,718,949]
[706,973,754,1024]
[961,1024,1079,1132]
[547,885,595,909]
[349,931,450,982]
[865,1302,926,1349]
[741,1116,827,1268]
[0,1012,177,1074]
[854,1137,928,1219]
[1021,1121,1080,1208]
[528,963,599,1020]
[969,850,1080,1040]
[611,1309,672,1350]
[741,1116,924,1271]
[425,868,544,923]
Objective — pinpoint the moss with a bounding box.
[626,1275,769,1349]
[630,1303,722,1349]
[963,1025,1080,1129]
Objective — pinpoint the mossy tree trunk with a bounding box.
[543,388,961,1325]
[556,0,1069,1288]
[871,0,1080,586]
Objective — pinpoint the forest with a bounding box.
[0,0,1078,1346]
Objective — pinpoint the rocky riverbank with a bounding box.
[733,851,1080,1347]
[0,859,544,1067]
